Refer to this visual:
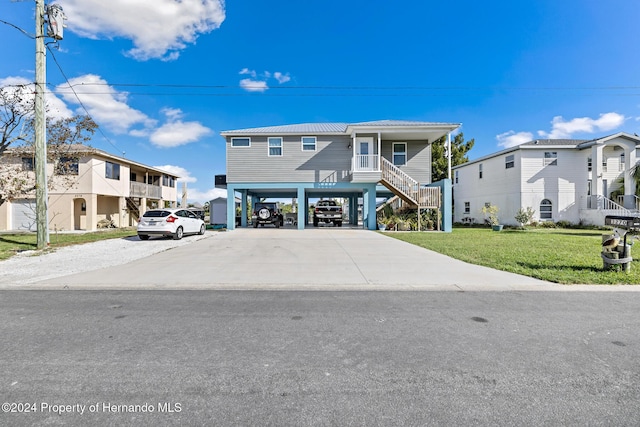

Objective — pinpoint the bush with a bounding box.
[514,207,535,226]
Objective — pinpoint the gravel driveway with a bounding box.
[0,232,214,285]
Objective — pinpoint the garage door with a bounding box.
[11,199,37,231]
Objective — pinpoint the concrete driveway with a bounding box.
[35,228,564,291]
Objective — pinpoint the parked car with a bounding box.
[252,202,283,228]
[137,208,206,240]
[313,200,343,226]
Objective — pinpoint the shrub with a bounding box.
[514,207,535,226]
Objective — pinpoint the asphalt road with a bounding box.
[2,290,639,426]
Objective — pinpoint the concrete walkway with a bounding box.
[13,228,580,291]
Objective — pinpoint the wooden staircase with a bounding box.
[380,157,440,209]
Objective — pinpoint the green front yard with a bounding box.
[0,229,138,261]
[386,227,640,285]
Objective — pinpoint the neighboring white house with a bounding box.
[452,132,640,226]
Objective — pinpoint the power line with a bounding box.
[46,45,125,156]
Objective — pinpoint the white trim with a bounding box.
[231,137,251,148]
[268,137,283,157]
[392,142,407,166]
[301,136,316,151]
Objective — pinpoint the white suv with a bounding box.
[137,208,205,240]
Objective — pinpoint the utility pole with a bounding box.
[34,0,49,249]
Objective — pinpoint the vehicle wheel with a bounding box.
[253,221,258,228]
[173,226,183,240]
[199,224,206,235]
[313,219,318,227]
[336,221,342,227]
[138,234,149,240]
[275,220,280,228]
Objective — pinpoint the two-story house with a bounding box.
[0,145,179,232]
[452,132,640,226]
[220,120,460,231]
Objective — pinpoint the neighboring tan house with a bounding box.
[452,132,640,226]
[0,145,179,232]
[220,120,460,231]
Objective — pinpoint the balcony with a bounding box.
[351,154,381,183]
[129,181,162,199]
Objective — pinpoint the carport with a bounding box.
[227,182,390,230]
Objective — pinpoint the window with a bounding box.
[130,172,137,182]
[162,174,175,187]
[620,153,625,172]
[302,136,316,151]
[455,170,459,184]
[587,156,592,172]
[602,157,608,173]
[464,202,470,214]
[540,199,552,220]
[268,137,283,156]
[21,157,34,171]
[505,154,514,169]
[392,143,407,166]
[231,137,250,147]
[544,151,557,166]
[56,157,79,175]
[479,163,483,179]
[105,161,120,180]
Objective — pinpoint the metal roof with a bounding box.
[220,120,460,136]
[520,139,588,147]
[221,123,349,135]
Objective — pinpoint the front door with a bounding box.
[356,137,374,171]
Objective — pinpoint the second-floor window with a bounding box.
[106,161,120,180]
[268,137,283,157]
[162,174,175,187]
[587,156,592,172]
[544,152,557,166]
[56,157,79,175]
[231,137,250,147]
[393,143,407,166]
[302,136,316,151]
[22,157,34,171]
[505,154,514,169]
[479,163,483,179]
[455,170,459,184]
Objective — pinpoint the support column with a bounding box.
[591,145,603,208]
[118,196,125,228]
[240,190,248,227]
[86,193,98,231]
[297,187,305,230]
[623,146,637,209]
[363,184,377,230]
[226,187,235,230]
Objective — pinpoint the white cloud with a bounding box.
[274,72,291,84]
[1,76,73,121]
[238,69,292,92]
[188,187,227,204]
[61,0,226,61]
[496,131,534,148]
[537,112,626,139]
[55,74,154,134]
[239,78,269,93]
[149,108,212,148]
[153,164,197,183]
[239,68,257,78]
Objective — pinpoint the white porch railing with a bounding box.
[353,154,380,171]
[617,194,640,211]
[590,195,634,216]
[380,157,440,208]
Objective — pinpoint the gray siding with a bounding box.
[227,135,353,183]
[381,140,432,184]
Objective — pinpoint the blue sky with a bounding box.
[2,0,640,203]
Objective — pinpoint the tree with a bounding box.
[431,132,475,182]
[0,84,33,157]
[0,87,98,207]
